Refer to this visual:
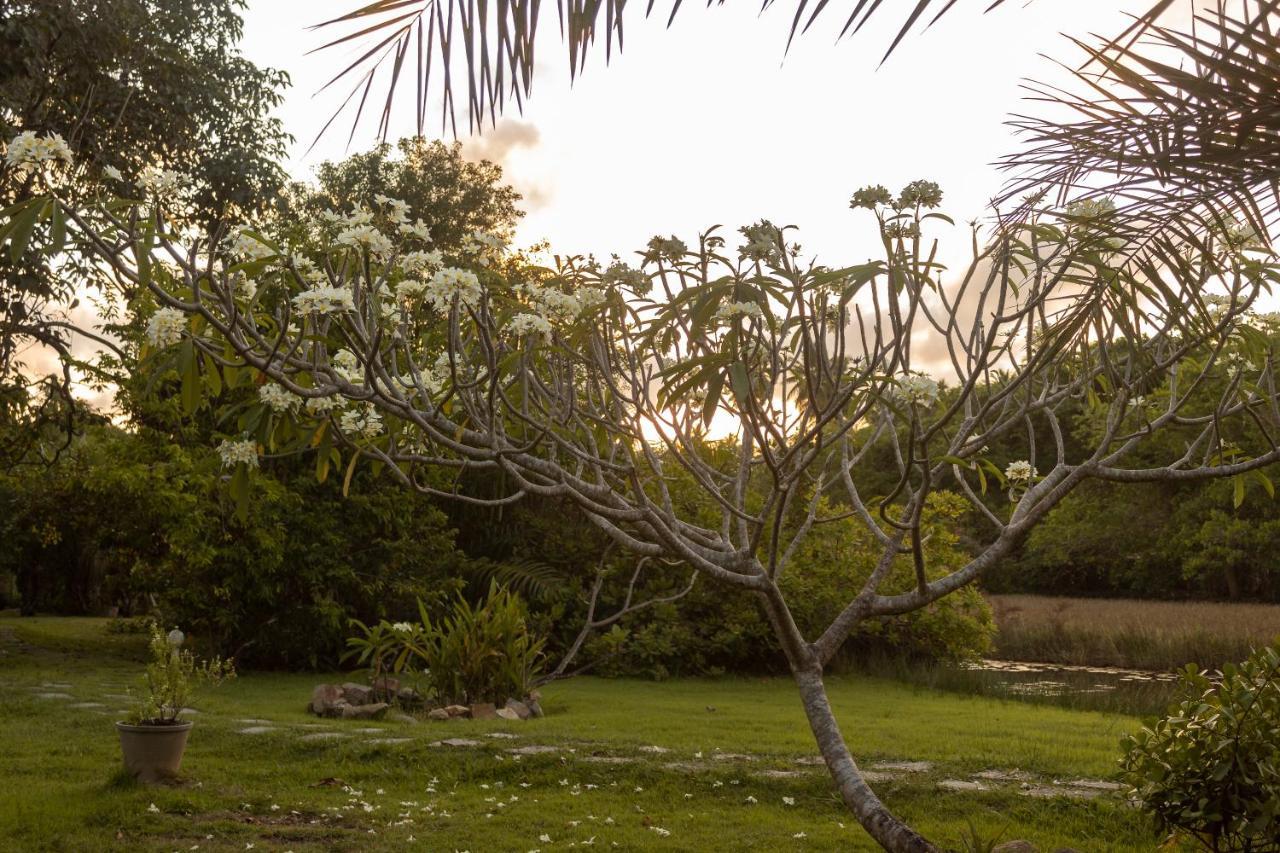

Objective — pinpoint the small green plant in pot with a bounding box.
[116,626,234,783]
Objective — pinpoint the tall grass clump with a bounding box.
[988,595,1280,671]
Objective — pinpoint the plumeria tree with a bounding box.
[6,136,1280,851]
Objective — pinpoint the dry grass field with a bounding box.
[987,594,1280,671]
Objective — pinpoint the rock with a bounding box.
[310,684,346,717]
[431,738,483,748]
[504,699,532,720]
[444,704,470,718]
[397,686,424,706]
[508,745,559,756]
[525,698,544,718]
[341,702,389,720]
[389,712,419,725]
[237,726,275,735]
[341,683,373,706]
[367,737,412,746]
[993,843,1037,853]
[495,707,521,721]
[371,675,400,701]
[527,689,542,702]
[938,779,987,792]
[427,708,451,721]
[469,702,497,720]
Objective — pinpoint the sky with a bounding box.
[237,0,1162,271]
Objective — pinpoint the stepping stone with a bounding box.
[41,682,73,689]
[711,753,755,762]
[237,726,276,735]
[871,761,932,773]
[939,780,987,792]
[486,732,520,739]
[1066,779,1123,791]
[975,769,1034,783]
[581,755,634,765]
[1020,785,1099,800]
[794,756,825,766]
[34,692,73,700]
[755,769,805,779]
[860,770,897,783]
[639,745,670,754]
[432,738,483,748]
[507,744,558,755]
[300,732,348,742]
[352,727,385,734]
[236,718,272,725]
[367,738,412,746]
[69,702,105,709]
[180,708,200,715]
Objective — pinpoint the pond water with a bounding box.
[954,658,1181,714]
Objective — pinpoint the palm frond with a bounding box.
[464,556,569,601]
[999,1,1280,255]
[312,0,1189,142]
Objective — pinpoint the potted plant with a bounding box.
[116,626,234,783]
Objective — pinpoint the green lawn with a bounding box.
[0,616,1156,851]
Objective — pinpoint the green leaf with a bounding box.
[6,198,46,262]
[1233,475,1246,509]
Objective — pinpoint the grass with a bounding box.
[0,614,1159,852]
[988,594,1280,671]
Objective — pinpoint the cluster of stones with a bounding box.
[308,676,543,722]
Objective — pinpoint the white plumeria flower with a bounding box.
[782,796,796,806]
[1004,460,1036,483]
[217,439,258,469]
[102,165,123,182]
[146,307,186,348]
[147,803,160,813]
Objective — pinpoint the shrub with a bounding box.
[346,584,546,706]
[129,625,234,725]
[1120,641,1280,852]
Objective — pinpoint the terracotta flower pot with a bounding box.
[116,720,193,783]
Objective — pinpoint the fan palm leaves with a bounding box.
[309,0,1180,138]
[999,1,1280,254]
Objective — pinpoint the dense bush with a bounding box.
[0,425,474,668]
[578,492,994,679]
[1120,642,1280,851]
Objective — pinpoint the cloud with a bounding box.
[460,118,552,212]
[461,118,541,163]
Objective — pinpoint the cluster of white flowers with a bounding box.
[509,312,553,339]
[146,307,186,348]
[738,220,783,263]
[1064,197,1117,220]
[390,621,415,632]
[4,131,73,170]
[424,267,483,312]
[102,165,124,182]
[523,284,581,322]
[463,231,507,266]
[258,383,298,413]
[402,249,444,276]
[895,372,939,406]
[331,349,363,384]
[715,301,763,323]
[336,223,394,258]
[138,167,182,198]
[1221,219,1263,249]
[374,194,411,225]
[399,219,432,241]
[305,394,344,415]
[576,286,606,310]
[217,439,259,469]
[1005,460,1037,482]
[340,404,382,439]
[229,229,275,261]
[394,278,428,301]
[602,260,650,295]
[292,285,355,315]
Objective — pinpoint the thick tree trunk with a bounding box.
[793,667,939,853]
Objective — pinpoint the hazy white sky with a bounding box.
[238,1,1157,269]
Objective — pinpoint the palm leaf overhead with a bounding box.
[311,0,1181,139]
[999,1,1280,252]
